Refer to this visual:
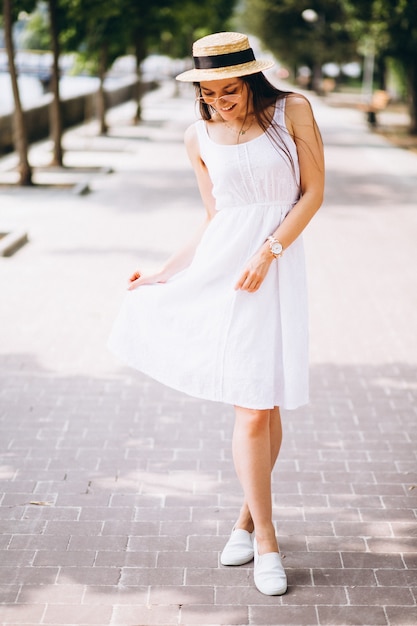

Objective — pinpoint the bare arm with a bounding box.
[129,123,216,290]
[235,94,324,292]
[271,94,324,246]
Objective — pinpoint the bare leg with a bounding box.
[234,407,282,536]
[232,405,282,555]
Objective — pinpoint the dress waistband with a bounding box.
[216,201,298,211]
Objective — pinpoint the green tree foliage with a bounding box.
[241,0,356,79]
[243,0,417,133]
[19,1,50,50]
[56,0,236,73]
[160,0,237,58]
[57,0,135,133]
[347,0,417,133]
[57,0,237,127]
[59,0,128,73]
[4,0,237,156]
[0,0,35,21]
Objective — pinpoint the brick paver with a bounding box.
[1,80,416,625]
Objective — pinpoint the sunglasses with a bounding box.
[196,94,242,107]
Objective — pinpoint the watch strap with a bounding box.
[267,235,283,258]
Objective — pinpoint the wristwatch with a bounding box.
[267,235,283,258]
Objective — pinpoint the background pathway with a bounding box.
[0,80,416,625]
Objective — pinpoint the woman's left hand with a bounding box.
[234,245,274,293]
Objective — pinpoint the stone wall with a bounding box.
[0,76,150,154]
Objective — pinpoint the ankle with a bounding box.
[255,530,279,555]
[235,514,254,533]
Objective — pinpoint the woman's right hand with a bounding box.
[127,270,170,290]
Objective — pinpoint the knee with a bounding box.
[235,407,270,437]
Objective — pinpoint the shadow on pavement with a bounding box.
[1,353,416,619]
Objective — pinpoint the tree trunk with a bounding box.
[134,35,147,123]
[48,0,63,166]
[376,56,387,91]
[3,0,33,185]
[97,43,108,135]
[409,59,417,135]
[134,59,143,124]
[311,61,323,95]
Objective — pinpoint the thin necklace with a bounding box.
[224,114,255,136]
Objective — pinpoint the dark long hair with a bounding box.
[194,73,297,178]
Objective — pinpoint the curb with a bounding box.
[0,230,29,256]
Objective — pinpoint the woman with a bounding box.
[108,31,324,595]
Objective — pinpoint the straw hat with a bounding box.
[175,32,274,82]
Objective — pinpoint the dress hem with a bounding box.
[109,345,308,411]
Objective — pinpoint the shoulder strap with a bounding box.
[193,119,211,161]
[274,96,287,126]
[194,119,207,142]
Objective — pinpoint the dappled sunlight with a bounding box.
[92,468,219,496]
[372,376,417,391]
[0,465,16,479]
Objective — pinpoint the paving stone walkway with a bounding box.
[0,80,416,625]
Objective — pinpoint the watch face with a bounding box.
[271,242,282,255]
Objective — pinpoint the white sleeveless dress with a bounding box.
[108,96,309,410]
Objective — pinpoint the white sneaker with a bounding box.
[220,528,254,566]
[253,537,287,595]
